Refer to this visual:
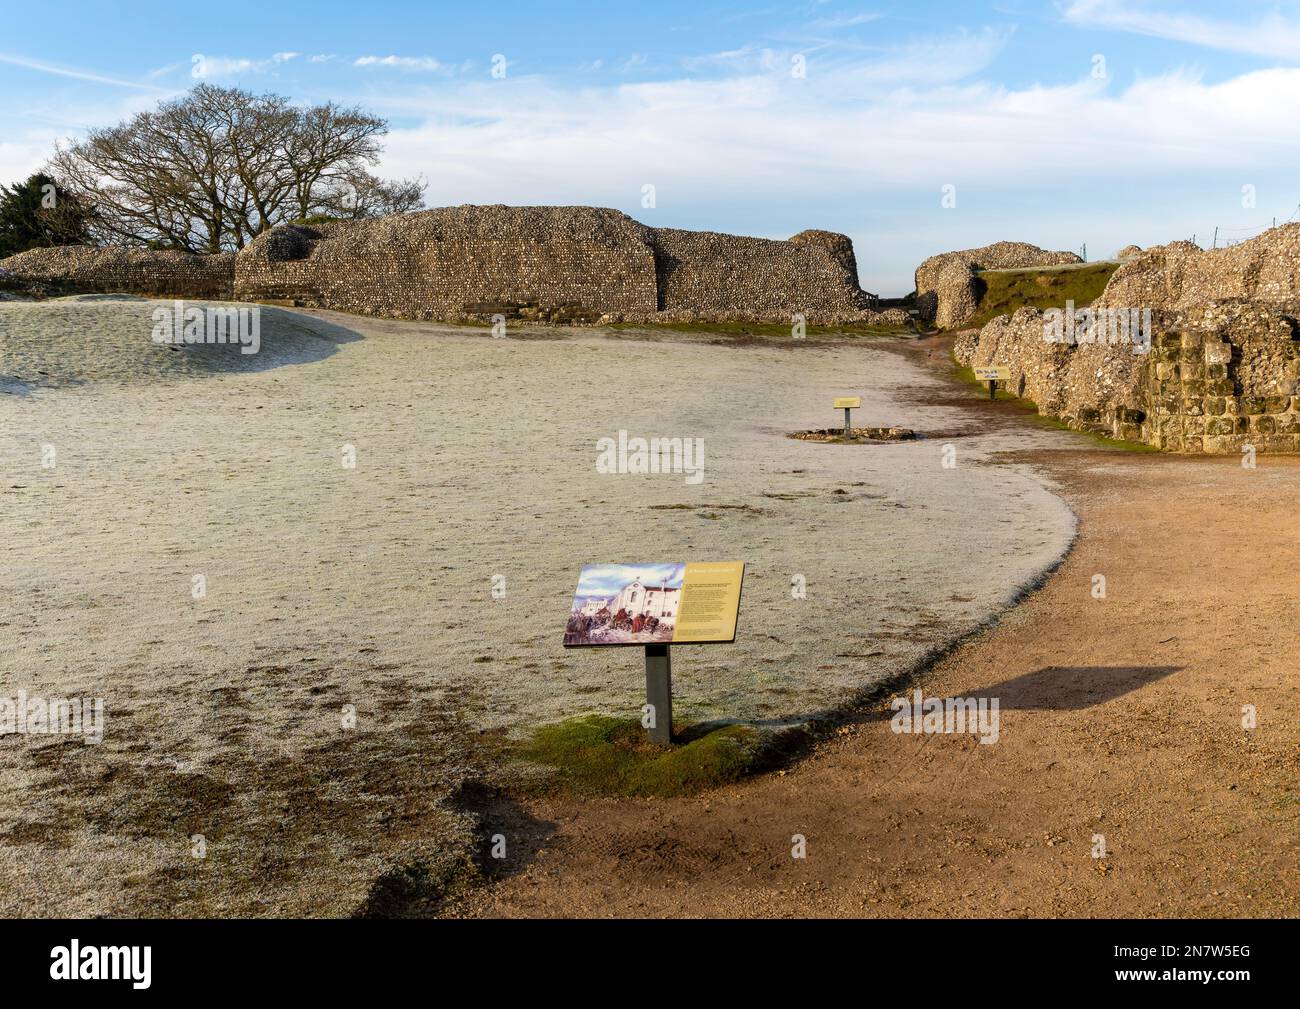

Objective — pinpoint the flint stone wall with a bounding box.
[235,206,659,321]
[954,301,1300,453]
[649,226,873,319]
[915,241,1083,329]
[1095,225,1300,312]
[0,206,886,325]
[0,245,234,299]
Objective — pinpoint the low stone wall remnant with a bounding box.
[0,245,235,300]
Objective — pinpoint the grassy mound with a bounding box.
[518,715,777,797]
[963,262,1119,330]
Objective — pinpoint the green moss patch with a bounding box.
[517,715,778,798]
[963,262,1119,330]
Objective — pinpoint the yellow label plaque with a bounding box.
[833,396,861,409]
[564,562,745,646]
[973,366,1011,382]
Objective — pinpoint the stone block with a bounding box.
[1204,341,1232,365]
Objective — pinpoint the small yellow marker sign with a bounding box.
[834,396,861,438]
[973,365,1011,401]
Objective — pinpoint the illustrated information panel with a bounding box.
[563,562,744,646]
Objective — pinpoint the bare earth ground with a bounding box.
[1,299,1081,916]
[452,361,1300,918]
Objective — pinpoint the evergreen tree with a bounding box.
[0,173,96,258]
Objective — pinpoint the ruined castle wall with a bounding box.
[1095,226,1300,311]
[0,246,235,299]
[234,206,659,320]
[648,227,871,319]
[916,242,1083,329]
[953,307,1149,439]
[954,303,1300,453]
[1144,306,1300,453]
[0,206,883,325]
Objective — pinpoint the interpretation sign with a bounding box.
[564,562,744,647]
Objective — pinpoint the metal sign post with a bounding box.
[833,396,861,439]
[644,644,672,744]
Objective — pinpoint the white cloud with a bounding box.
[191,55,255,77]
[354,55,443,71]
[1061,0,1300,61]
[0,54,158,90]
[359,47,1300,292]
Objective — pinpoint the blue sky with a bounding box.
[3,1,1300,294]
[574,564,685,605]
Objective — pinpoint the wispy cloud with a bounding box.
[679,26,1010,86]
[806,11,883,30]
[354,55,443,71]
[0,53,158,90]
[1061,0,1300,60]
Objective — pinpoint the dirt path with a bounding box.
[451,428,1299,918]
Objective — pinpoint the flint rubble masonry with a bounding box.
[0,205,906,326]
[953,226,1300,454]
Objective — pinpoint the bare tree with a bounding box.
[48,84,421,252]
[320,168,428,219]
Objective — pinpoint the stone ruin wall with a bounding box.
[647,227,873,320]
[915,241,1083,329]
[0,205,890,326]
[0,245,235,300]
[234,206,659,321]
[1095,225,1300,311]
[954,302,1300,454]
[952,227,1300,453]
